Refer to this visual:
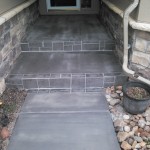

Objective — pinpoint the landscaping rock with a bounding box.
[147,145,150,149]
[121,141,131,150]
[134,136,143,142]
[132,141,137,149]
[123,115,130,120]
[0,127,10,140]
[110,93,119,98]
[114,119,126,127]
[105,85,150,150]
[124,126,130,132]
[109,99,120,106]
[135,143,141,149]
[138,119,146,128]
[116,86,122,91]
[139,141,146,147]
[128,138,134,145]
[117,132,130,142]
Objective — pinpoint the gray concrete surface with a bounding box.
[11,52,121,74]
[7,93,120,150]
[24,15,112,41]
[21,93,108,113]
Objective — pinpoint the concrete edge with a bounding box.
[0,0,37,25]
[102,0,150,32]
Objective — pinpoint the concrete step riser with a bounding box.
[21,40,115,52]
[6,73,127,93]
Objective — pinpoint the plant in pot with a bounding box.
[122,81,150,115]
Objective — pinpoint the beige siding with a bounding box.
[0,0,27,15]
[138,0,150,23]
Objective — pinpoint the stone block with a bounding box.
[4,32,10,45]
[0,38,4,50]
[132,51,150,67]
[0,24,4,37]
[4,21,10,33]
[147,42,150,53]
[0,78,6,94]
[134,38,147,52]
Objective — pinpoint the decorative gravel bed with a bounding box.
[0,88,27,150]
[106,86,150,150]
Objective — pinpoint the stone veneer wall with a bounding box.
[0,1,39,79]
[100,3,150,80]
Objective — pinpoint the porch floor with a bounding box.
[24,15,112,41]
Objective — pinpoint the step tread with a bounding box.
[21,93,108,113]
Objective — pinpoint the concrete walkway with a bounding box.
[7,93,120,150]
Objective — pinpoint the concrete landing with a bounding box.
[7,93,120,150]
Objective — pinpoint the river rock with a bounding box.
[124,126,130,132]
[135,143,141,149]
[138,120,146,128]
[146,116,150,122]
[115,126,124,132]
[128,138,134,145]
[139,141,146,147]
[109,99,120,106]
[106,88,111,94]
[146,121,150,125]
[130,121,136,127]
[117,132,130,142]
[111,93,119,98]
[132,126,139,133]
[120,92,123,97]
[144,107,150,116]
[134,136,143,143]
[116,86,122,91]
[114,119,126,127]
[132,141,137,149]
[116,90,122,94]
[144,126,150,132]
[147,145,150,149]
[123,115,130,120]
[121,141,131,150]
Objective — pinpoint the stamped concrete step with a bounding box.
[21,40,115,52]
[6,52,127,92]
